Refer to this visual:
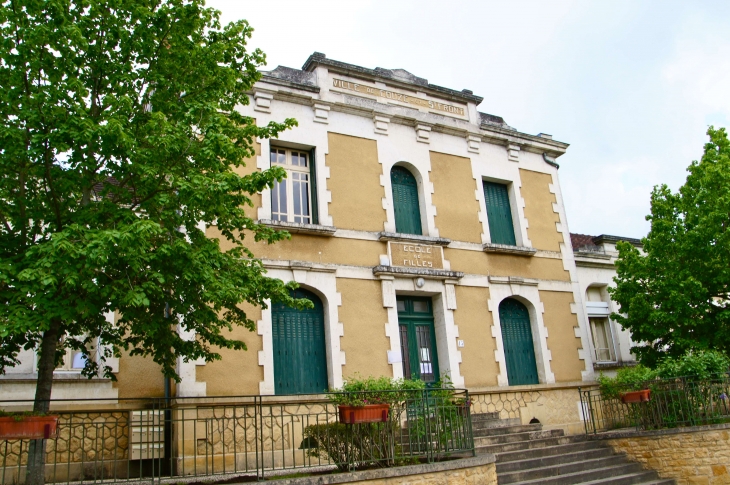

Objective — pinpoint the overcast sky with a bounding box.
[208,0,730,239]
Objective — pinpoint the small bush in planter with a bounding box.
[0,412,59,440]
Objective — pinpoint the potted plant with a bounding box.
[620,389,651,404]
[329,375,424,425]
[0,412,59,440]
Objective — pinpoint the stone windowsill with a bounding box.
[483,243,537,256]
[0,373,113,383]
[574,250,612,260]
[259,219,336,237]
[593,361,637,371]
[378,232,451,246]
[372,265,464,280]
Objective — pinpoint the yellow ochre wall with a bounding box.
[337,278,392,379]
[539,290,584,382]
[446,249,570,282]
[429,151,483,243]
[196,303,263,396]
[519,169,563,252]
[326,132,386,232]
[115,351,165,399]
[453,286,499,388]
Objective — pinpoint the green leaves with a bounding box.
[610,127,730,367]
[0,1,300,383]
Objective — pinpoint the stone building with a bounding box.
[571,233,642,376]
[1,52,633,432]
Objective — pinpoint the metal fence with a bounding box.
[579,374,730,434]
[0,389,473,484]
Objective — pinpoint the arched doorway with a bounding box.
[499,298,539,385]
[391,166,422,235]
[272,288,328,394]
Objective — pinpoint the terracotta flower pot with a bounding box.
[0,415,59,440]
[620,389,651,404]
[338,404,389,424]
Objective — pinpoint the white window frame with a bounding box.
[37,336,98,374]
[589,316,617,363]
[270,147,313,224]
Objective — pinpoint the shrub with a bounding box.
[328,375,425,407]
[303,422,395,471]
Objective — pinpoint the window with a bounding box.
[270,148,316,224]
[391,166,422,235]
[51,337,96,372]
[590,317,616,362]
[483,181,516,245]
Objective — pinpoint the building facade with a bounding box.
[571,233,641,376]
[2,52,630,432]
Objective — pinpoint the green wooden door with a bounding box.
[499,298,539,385]
[391,166,423,235]
[272,288,328,394]
[483,181,516,245]
[397,296,439,384]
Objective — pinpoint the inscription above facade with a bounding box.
[331,78,467,118]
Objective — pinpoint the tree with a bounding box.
[0,2,305,483]
[610,127,730,368]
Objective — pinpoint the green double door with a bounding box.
[499,298,539,386]
[397,296,439,384]
[272,289,328,395]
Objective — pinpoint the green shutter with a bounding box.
[272,289,328,394]
[499,298,539,386]
[483,181,516,245]
[391,166,423,235]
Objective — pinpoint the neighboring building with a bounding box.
[571,233,642,376]
[2,52,618,432]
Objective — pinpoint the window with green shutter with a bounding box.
[391,166,422,235]
[272,288,328,395]
[483,181,516,245]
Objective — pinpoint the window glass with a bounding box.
[271,148,312,223]
[413,300,429,313]
[590,317,615,362]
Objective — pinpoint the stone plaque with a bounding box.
[331,78,467,118]
[389,242,443,269]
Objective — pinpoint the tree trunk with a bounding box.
[26,321,61,485]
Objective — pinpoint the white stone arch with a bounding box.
[258,264,343,395]
[487,279,555,386]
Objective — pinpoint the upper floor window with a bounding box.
[483,181,516,245]
[271,148,315,224]
[589,317,616,362]
[391,166,422,235]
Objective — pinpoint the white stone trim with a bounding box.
[487,281,555,387]
[257,266,344,394]
[313,103,330,124]
[253,91,274,114]
[466,134,481,154]
[374,115,390,135]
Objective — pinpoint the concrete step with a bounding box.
[577,476,676,485]
[475,429,564,446]
[491,439,607,463]
[498,454,634,484]
[496,446,616,473]
[500,463,655,485]
[473,417,522,429]
[476,434,586,454]
[471,412,501,421]
[473,423,543,436]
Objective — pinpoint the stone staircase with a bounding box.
[471,413,676,485]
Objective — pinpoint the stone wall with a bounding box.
[470,384,588,434]
[602,424,730,485]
